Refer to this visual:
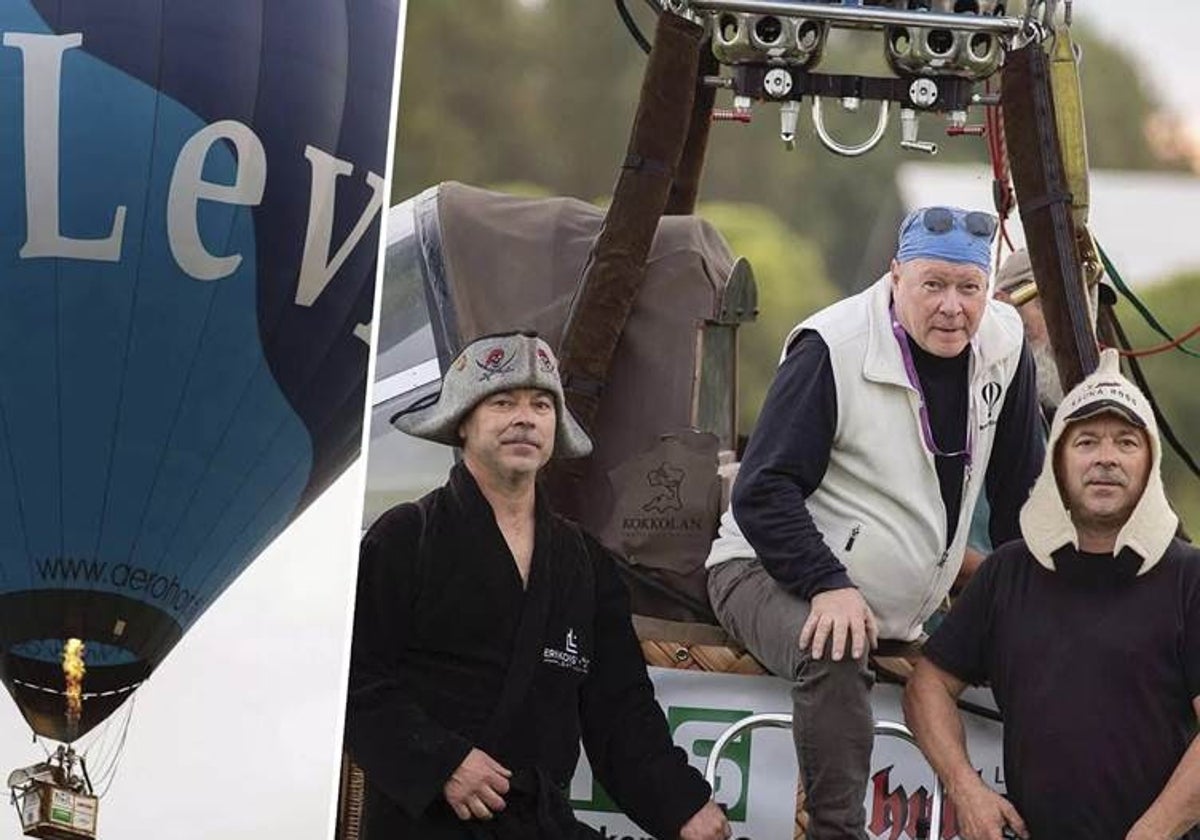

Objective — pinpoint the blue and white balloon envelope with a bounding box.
[0,0,400,742]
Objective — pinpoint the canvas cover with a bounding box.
[423,182,752,623]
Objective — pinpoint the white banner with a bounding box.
[572,668,1005,840]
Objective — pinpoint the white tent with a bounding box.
[897,162,1200,288]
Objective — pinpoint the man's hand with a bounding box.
[678,800,731,840]
[950,779,1028,840]
[799,587,878,660]
[443,747,512,821]
[1125,824,1170,840]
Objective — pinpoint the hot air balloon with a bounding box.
[0,0,400,762]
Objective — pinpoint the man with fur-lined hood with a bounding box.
[904,348,1199,840]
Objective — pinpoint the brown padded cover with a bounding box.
[435,181,736,566]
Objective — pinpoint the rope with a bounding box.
[616,0,652,54]
[90,696,136,799]
[984,76,1016,269]
[1109,312,1200,481]
[33,734,53,761]
[984,77,1012,271]
[1106,323,1200,358]
[80,755,94,797]
[1099,242,1200,359]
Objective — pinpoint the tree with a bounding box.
[697,202,840,434]
[1113,272,1200,533]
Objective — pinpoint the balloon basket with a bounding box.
[7,747,97,840]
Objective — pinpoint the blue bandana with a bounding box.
[895,206,995,274]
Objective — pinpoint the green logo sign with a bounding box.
[571,705,753,822]
[50,807,72,824]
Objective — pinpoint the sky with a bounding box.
[0,4,1191,840]
[1080,0,1200,139]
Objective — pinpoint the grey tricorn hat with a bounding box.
[391,332,593,459]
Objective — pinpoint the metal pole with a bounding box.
[873,720,946,840]
[689,0,1024,34]
[702,714,947,839]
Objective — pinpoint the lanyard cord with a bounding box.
[890,307,974,468]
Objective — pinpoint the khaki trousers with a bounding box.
[708,559,875,840]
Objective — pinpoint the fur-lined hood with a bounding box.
[1019,349,1178,573]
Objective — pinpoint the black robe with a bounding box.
[346,463,711,839]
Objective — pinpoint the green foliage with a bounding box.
[392,1,645,203]
[697,202,840,434]
[1113,272,1200,534]
[1072,25,1183,172]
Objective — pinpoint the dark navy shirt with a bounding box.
[925,539,1200,840]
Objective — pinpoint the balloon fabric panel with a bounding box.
[0,0,399,741]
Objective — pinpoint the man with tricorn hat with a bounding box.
[905,348,1200,840]
[345,331,729,839]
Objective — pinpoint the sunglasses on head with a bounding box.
[915,206,998,241]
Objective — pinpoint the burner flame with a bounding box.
[62,639,86,736]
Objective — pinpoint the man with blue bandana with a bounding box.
[705,207,1045,838]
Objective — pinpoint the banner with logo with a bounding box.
[572,669,1005,840]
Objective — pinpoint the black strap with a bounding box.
[561,372,605,399]
[465,768,604,839]
[409,490,553,754]
[477,517,568,753]
[1016,188,1073,216]
[1025,42,1097,371]
[621,152,673,178]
